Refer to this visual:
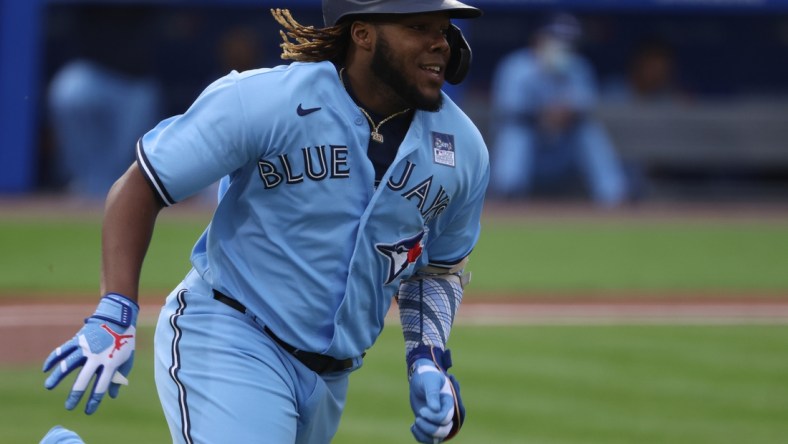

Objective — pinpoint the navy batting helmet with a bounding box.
[322,0,482,85]
[323,0,482,27]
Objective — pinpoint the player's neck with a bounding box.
[340,65,409,116]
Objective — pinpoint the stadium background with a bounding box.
[1,0,788,443]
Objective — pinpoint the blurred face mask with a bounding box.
[538,37,572,73]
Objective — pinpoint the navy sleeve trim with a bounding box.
[135,138,176,207]
[428,251,472,269]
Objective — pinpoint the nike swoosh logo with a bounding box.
[297,104,322,116]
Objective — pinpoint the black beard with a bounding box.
[371,35,443,112]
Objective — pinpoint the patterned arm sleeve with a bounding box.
[398,267,467,372]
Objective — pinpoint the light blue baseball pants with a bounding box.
[154,269,353,444]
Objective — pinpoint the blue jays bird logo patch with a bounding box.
[376,231,425,284]
[432,132,456,167]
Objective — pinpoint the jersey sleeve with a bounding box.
[426,147,490,268]
[136,71,256,205]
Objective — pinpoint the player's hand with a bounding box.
[43,293,139,414]
[407,347,466,443]
[409,359,455,443]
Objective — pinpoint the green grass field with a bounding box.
[2,215,788,296]
[2,213,788,443]
[3,324,788,443]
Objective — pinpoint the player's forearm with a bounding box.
[100,163,164,302]
[398,271,465,367]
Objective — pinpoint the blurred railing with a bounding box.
[597,99,788,200]
[597,99,788,169]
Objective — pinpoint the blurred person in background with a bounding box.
[47,5,163,200]
[604,37,689,104]
[488,12,629,206]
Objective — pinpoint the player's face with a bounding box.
[370,13,451,112]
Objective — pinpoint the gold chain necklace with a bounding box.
[357,107,411,143]
[339,68,411,144]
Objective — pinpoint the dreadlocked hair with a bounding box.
[271,8,350,63]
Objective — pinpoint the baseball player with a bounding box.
[42,1,488,443]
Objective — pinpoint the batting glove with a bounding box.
[43,293,138,415]
[40,425,84,444]
[408,346,466,443]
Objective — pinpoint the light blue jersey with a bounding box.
[138,61,489,359]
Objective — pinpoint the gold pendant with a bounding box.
[371,131,384,143]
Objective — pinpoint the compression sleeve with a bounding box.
[398,272,464,366]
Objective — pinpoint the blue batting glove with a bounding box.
[407,346,466,443]
[43,293,138,415]
[409,359,455,443]
[40,425,84,444]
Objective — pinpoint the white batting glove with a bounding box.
[43,293,138,414]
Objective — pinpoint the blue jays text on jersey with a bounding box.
[137,61,490,360]
[259,149,450,224]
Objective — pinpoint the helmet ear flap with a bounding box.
[445,24,472,85]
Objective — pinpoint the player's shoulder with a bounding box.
[426,95,489,166]
[204,62,339,117]
[231,61,337,87]
[220,62,338,105]
[435,96,486,147]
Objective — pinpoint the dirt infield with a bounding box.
[4,296,788,365]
